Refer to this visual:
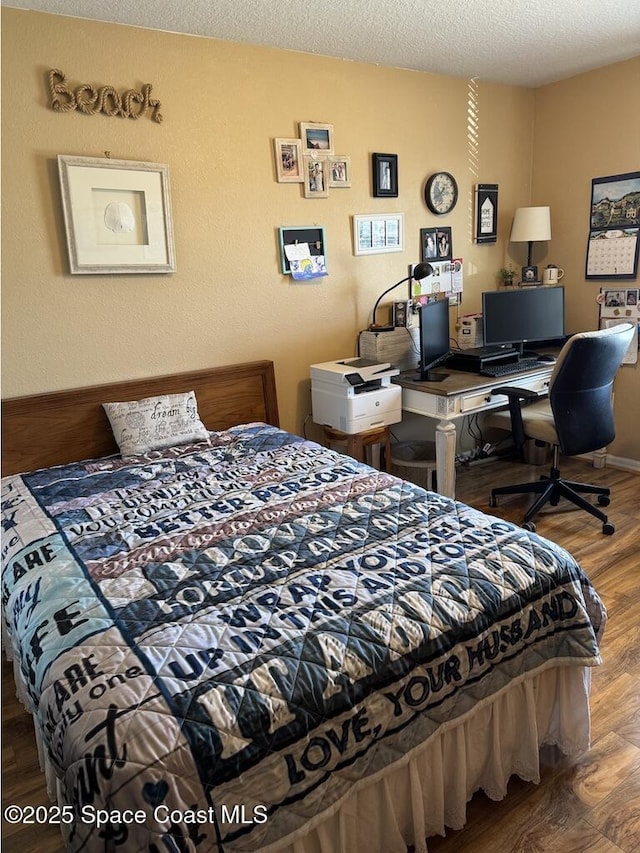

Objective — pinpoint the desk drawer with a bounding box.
[461,390,497,412]
[460,374,550,414]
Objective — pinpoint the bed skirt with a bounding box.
[271,662,591,853]
[5,637,590,853]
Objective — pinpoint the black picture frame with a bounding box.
[435,228,452,261]
[474,183,498,243]
[372,153,398,197]
[420,227,438,261]
[521,265,539,285]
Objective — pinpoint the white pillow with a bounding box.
[103,390,209,457]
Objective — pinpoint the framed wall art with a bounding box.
[474,183,498,243]
[372,153,398,198]
[299,122,334,155]
[57,155,176,274]
[274,138,303,183]
[353,213,404,255]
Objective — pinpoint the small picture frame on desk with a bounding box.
[521,265,539,285]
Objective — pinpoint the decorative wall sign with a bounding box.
[47,70,163,123]
[474,183,498,243]
[58,155,176,274]
[586,171,640,280]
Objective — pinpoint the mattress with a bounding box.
[1,423,606,852]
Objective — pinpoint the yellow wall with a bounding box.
[1,9,534,434]
[532,58,640,462]
[1,9,638,461]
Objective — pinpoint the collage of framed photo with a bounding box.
[274,122,351,197]
[421,226,452,262]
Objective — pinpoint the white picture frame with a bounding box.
[274,138,304,183]
[303,156,329,198]
[353,213,404,255]
[299,122,334,155]
[328,155,351,188]
[57,155,176,274]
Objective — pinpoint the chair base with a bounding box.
[489,460,615,535]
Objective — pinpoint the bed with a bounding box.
[1,360,606,853]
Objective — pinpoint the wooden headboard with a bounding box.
[1,360,279,476]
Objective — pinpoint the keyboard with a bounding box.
[480,357,545,377]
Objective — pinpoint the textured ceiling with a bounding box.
[3,0,640,87]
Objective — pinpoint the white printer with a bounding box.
[310,358,402,434]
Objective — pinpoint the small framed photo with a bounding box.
[474,183,498,243]
[328,155,351,187]
[274,138,303,183]
[372,153,398,197]
[299,122,334,155]
[353,213,404,255]
[57,154,176,274]
[303,156,329,198]
[435,227,452,261]
[421,227,438,260]
[521,265,539,284]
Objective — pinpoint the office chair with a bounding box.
[487,323,634,535]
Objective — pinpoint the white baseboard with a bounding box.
[601,454,640,474]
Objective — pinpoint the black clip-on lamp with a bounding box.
[369,262,434,331]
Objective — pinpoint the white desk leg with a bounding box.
[435,420,457,498]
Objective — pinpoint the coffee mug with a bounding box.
[543,265,564,285]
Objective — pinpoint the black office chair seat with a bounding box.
[486,323,634,535]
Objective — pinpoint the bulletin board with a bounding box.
[410,258,464,306]
[598,286,639,364]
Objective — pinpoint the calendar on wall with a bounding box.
[585,171,640,281]
[586,228,639,278]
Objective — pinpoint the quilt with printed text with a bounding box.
[1,423,606,852]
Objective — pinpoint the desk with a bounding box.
[393,362,555,499]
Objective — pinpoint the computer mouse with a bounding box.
[537,354,556,363]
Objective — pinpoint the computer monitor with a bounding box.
[417,298,450,381]
[482,286,565,356]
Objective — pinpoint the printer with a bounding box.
[310,358,402,434]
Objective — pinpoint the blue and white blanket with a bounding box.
[1,424,605,851]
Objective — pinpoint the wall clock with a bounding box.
[424,171,458,215]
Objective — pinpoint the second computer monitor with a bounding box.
[482,286,565,355]
[418,297,450,381]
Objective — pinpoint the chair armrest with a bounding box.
[491,386,539,400]
[490,386,538,459]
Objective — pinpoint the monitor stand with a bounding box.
[413,371,449,383]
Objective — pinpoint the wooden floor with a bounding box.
[2,456,639,853]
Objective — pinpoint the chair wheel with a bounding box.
[603,522,615,535]
[597,495,610,507]
[523,521,536,532]
[489,496,498,508]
